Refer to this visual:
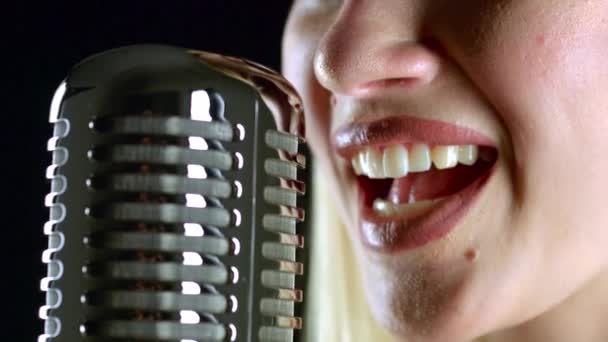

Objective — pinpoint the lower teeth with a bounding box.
[372,198,440,217]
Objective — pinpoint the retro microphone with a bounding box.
[38,45,310,342]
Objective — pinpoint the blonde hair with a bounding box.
[303,165,396,342]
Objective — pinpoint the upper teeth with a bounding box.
[351,144,479,179]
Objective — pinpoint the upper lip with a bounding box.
[333,115,495,159]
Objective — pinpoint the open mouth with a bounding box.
[353,143,497,218]
[334,115,498,252]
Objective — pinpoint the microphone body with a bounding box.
[39,45,310,342]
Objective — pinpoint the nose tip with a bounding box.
[314,36,441,97]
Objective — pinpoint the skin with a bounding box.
[282,1,608,341]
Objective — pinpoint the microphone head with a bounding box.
[39,45,310,342]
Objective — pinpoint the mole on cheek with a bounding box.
[535,34,546,46]
[465,249,479,262]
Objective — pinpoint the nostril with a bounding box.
[421,36,447,55]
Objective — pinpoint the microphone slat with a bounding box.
[87,291,228,313]
[47,232,64,251]
[98,116,234,141]
[277,289,303,302]
[264,186,299,208]
[46,260,63,280]
[50,175,67,194]
[261,270,296,289]
[92,232,230,255]
[265,130,303,155]
[262,242,297,262]
[277,261,304,275]
[260,298,295,317]
[43,318,60,339]
[264,159,301,181]
[91,144,233,170]
[52,118,70,139]
[259,326,294,342]
[90,262,228,284]
[45,289,61,310]
[51,147,68,166]
[91,203,232,227]
[88,320,226,340]
[263,214,299,235]
[90,173,232,198]
[275,316,303,329]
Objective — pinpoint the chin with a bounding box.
[360,259,507,342]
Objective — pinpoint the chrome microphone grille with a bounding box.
[39,45,310,342]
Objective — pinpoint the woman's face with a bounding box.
[283,1,608,341]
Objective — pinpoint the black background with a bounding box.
[5,1,294,339]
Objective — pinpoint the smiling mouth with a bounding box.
[354,143,497,218]
[334,115,498,253]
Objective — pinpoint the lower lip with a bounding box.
[359,165,496,254]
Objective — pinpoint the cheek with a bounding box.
[492,17,608,174]
[475,7,608,254]
[457,3,607,167]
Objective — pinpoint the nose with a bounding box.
[314,2,441,97]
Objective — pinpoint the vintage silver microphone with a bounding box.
[38,44,310,342]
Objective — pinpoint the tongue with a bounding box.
[388,164,486,203]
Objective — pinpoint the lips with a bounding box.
[334,115,495,157]
[333,115,497,253]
